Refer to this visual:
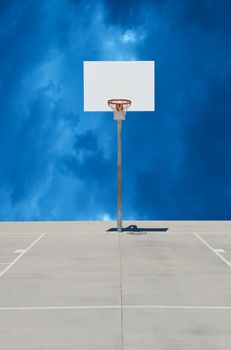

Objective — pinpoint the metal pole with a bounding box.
[117,119,122,232]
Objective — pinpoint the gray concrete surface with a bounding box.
[0,220,231,234]
[0,221,231,349]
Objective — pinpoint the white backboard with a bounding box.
[84,61,155,112]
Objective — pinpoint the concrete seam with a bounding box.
[118,235,124,350]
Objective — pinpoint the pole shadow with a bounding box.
[107,225,169,233]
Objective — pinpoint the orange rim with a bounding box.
[108,99,131,111]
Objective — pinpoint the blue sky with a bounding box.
[0,0,231,221]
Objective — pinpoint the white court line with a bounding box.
[194,232,231,268]
[124,305,231,309]
[0,233,45,279]
[214,249,225,253]
[0,305,231,311]
[14,249,26,254]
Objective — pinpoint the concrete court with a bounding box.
[0,221,231,349]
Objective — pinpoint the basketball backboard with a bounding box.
[84,61,155,112]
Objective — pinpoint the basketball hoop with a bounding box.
[108,99,131,120]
